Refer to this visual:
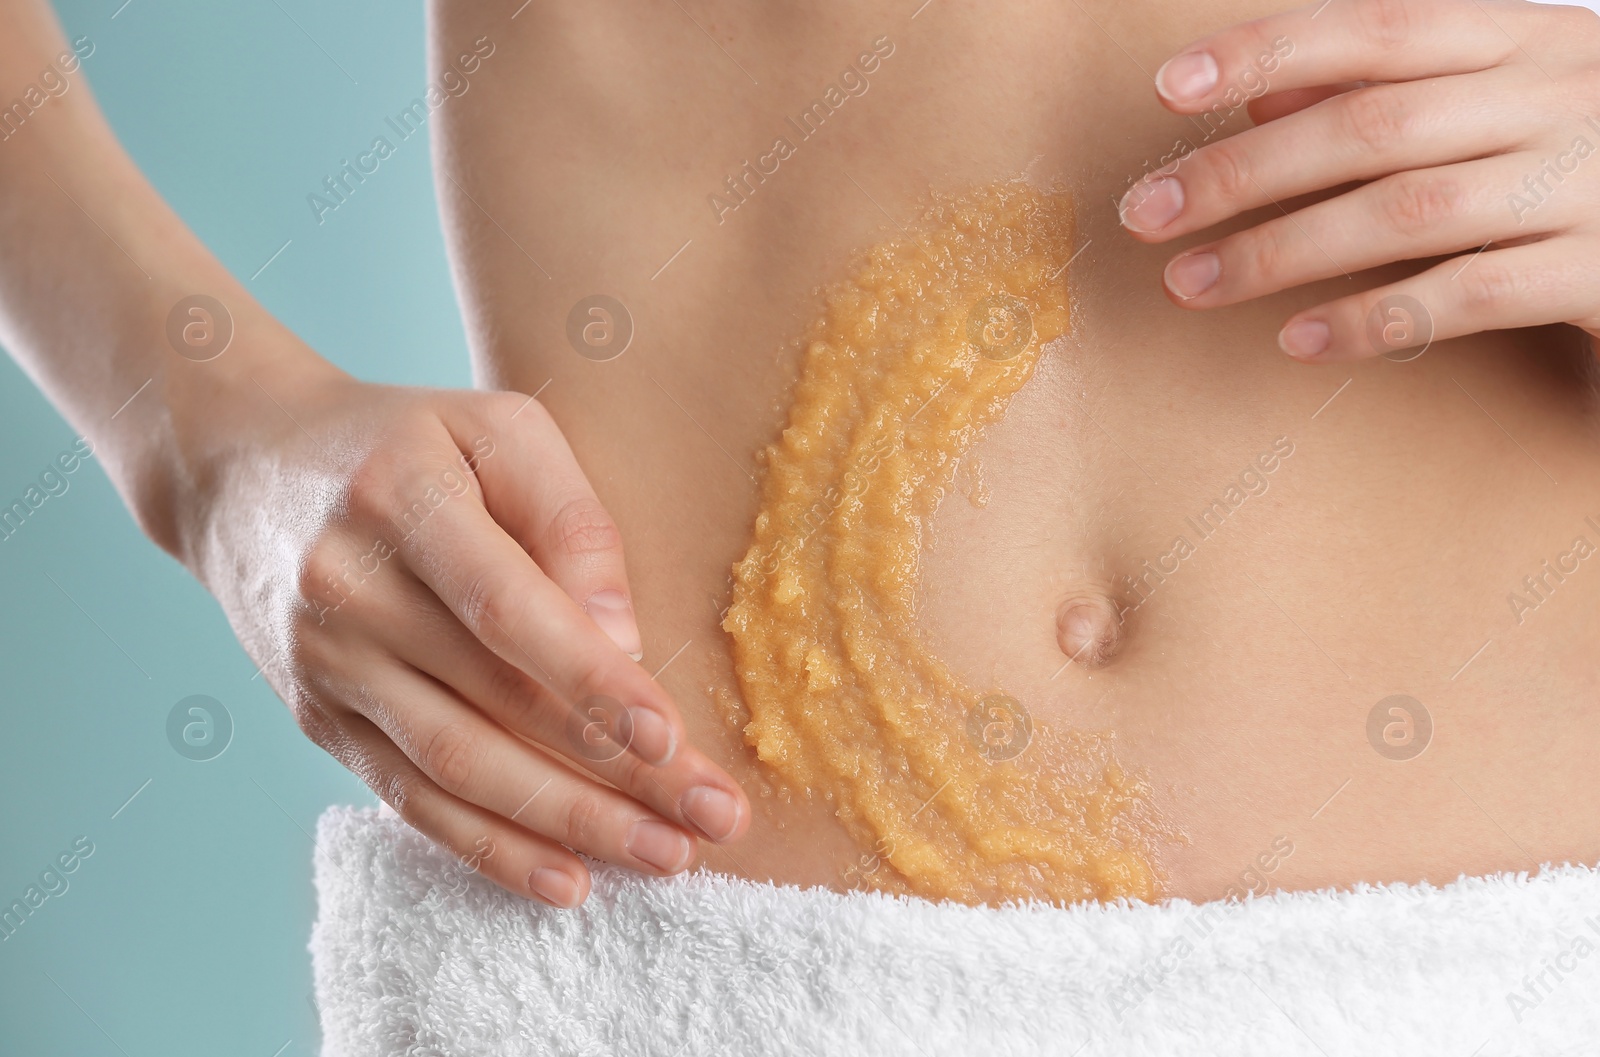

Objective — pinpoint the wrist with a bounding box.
[126,301,347,570]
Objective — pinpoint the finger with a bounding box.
[1152,0,1531,113]
[374,570,751,844]
[1161,152,1577,307]
[1246,82,1363,124]
[349,660,703,876]
[329,709,595,908]
[380,465,682,766]
[1122,69,1537,239]
[369,417,754,840]
[448,395,644,661]
[1277,239,1592,361]
[381,476,752,840]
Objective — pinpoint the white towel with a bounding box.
[310,805,1600,1056]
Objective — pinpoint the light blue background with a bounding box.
[8,2,1593,1055]
[0,3,468,1054]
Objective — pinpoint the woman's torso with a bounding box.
[428,0,1600,903]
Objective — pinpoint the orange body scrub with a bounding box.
[722,182,1164,906]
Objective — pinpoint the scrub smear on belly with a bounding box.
[722,182,1163,906]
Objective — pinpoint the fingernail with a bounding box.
[681,786,741,843]
[1119,176,1185,233]
[1156,50,1219,103]
[528,867,583,908]
[625,819,694,873]
[1164,252,1220,300]
[1279,318,1331,360]
[627,706,676,766]
[586,590,643,661]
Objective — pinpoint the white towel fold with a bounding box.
[310,805,1600,1056]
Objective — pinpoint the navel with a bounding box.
[722,181,1163,906]
[1056,587,1123,669]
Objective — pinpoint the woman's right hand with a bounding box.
[178,351,750,908]
[0,0,745,910]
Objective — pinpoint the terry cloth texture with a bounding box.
[311,805,1600,1056]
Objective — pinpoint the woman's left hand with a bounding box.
[1119,0,1600,361]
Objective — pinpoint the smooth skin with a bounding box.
[0,0,749,909]
[4,0,1595,909]
[1122,0,1600,359]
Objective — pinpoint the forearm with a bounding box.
[0,0,342,558]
